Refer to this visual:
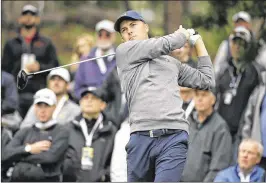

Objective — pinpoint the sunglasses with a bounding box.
[98,31,111,38]
[21,11,37,16]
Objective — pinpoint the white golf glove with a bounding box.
[187,28,201,46]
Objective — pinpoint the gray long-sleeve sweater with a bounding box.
[116,32,215,133]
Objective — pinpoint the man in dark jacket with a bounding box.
[63,86,117,182]
[1,4,59,118]
[216,26,263,138]
[181,89,232,182]
[2,88,69,182]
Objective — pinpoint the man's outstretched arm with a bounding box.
[178,37,215,90]
[116,26,189,70]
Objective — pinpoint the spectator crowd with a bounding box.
[1,5,266,182]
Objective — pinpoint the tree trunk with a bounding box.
[165,1,183,34]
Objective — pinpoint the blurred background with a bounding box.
[2,0,265,65]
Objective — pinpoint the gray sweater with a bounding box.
[116,32,215,133]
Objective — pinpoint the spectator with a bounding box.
[170,42,197,68]
[110,118,130,182]
[20,68,81,128]
[216,26,263,139]
[214,11,254,77]
[101,68,123,128]
[68,34,95,97]
[214,139,265,182]
[70,33,94,77]
[171,43,196,115]
[1,4,59,118]
[1,126,12,182]
[181,89,232,182]
[180,86,195,111]
[63,86,117,182]
[74,20,123,126]
[2,88,69,182]
[1,71,22,133]
[242,71,266,170]
[74,19,117,96]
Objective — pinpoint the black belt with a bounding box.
[134,129,182,138]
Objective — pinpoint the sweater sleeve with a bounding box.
[178,56,215,90]
[116,32,187,70]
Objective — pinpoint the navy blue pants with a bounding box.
[126,130,188,182]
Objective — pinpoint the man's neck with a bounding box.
[20,27,37,38]
[240,166,254,176]
[83,112,100,120]
[180,55,189,63]
[197,108,213,123]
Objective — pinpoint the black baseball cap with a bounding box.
[114,10,146,32]
[79,86,109,103]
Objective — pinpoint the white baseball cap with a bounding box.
[34,88,57,106]
[232,11,251,23]
[95,20,115,33]
[22,4,39,15]
[47,68,70,82]
[231,26,251,43]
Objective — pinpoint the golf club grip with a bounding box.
[32,53,116,75]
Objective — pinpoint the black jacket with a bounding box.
[2,123,69,181]
[216,60,262,136]
[1,29,59,94]
[63,114,117,182]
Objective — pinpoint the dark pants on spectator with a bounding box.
[126,129,188,182]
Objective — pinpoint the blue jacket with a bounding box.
[74,47,116,99]
[214,165,265,182]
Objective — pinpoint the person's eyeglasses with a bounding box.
[21,11,37,16]
[98,31,111,38]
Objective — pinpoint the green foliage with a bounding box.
[189,0,266,61]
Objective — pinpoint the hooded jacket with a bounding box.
[2,123,69,181]
[63,113,117,182]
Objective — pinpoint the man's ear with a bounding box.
[100,101,107,111]
[145,24,149,33]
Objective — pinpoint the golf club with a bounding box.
[17,53,116,90]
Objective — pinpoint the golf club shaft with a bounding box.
[30,53,116,76]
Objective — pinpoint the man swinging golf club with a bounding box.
[114,10,215,182]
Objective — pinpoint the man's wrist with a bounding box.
[25,144,32,153]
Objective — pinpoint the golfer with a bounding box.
[114,10,215,182]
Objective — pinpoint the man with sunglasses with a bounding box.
[75,20,123,128]
[215,26,265,160]
[2,4,59,118]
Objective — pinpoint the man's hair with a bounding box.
[239,138,264,157]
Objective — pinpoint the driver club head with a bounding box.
[17,70,31,90]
